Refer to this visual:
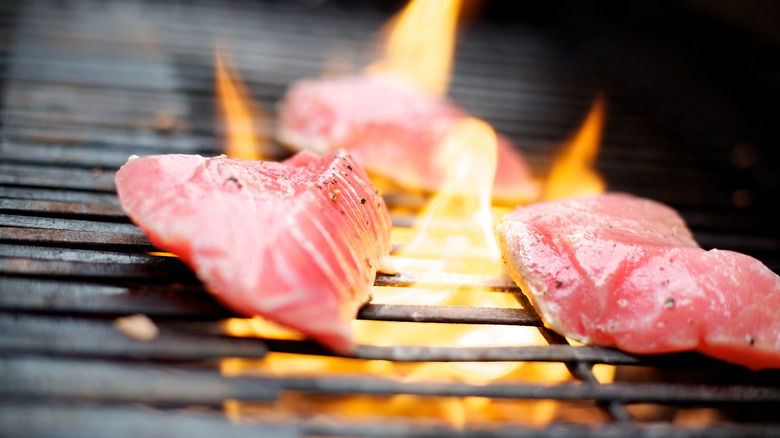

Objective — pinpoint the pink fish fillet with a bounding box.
[115,150,395,353]
[496,192,780,370]
[276,74,539,204]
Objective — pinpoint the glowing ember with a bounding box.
[543,93,606,200]
[365,0,462,97]
[215,46,267,160]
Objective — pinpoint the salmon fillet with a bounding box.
[276,74,539,204]
[496,193,780,370]
[115,150,394,353]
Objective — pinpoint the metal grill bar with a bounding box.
[0,313,267,360]
[4,356,779,407]
[0,277,538,326]
[1,357,277,404]
[0,307,732,368]
[3,402,780,438]
[0,278,229,317]
[0,163,117,191]
[0,187,119,204]
[262,339,722,368]
[359,304,542,326]
[0,226,151,246]
[374,271,517,291]
[0,198,125,218]
[0,244,191,279]
[0,404,298,438]
[0,141,151,169]
[0,214,139,234]
[304,423,780,438]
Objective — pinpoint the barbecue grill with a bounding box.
[2,0,780,436]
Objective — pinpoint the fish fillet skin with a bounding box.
[276,74,538,204]
[115,150,394,353]
[496,192,780,370]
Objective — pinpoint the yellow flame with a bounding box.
[387,118,544,387]
[543,93,606,200]
[365,0,462,97]
[215,45,266,160]
[146,251,177,257]
[397,117,498,273]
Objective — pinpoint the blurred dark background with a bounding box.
[1,0,778,269]
[299,0,780,267]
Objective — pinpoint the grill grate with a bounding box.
[2,0,780,436]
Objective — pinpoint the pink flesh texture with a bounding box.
[276,74,539,204]
[115,150,394,353]
[496,192,780,370]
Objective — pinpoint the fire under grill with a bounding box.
[2,0,780,436]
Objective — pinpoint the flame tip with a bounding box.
[215,46,267,161]
[543,94,607,201]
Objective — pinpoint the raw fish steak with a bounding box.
[496,193,780,370]
[276,74,538,204]
[115,151,394,353]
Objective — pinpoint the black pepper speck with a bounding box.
[225,176,242,189]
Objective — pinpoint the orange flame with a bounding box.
[375,118,550,420]
[365,0,462,97]
[398,117,499,272]
[215,46,267,160]
[543,93,606,200]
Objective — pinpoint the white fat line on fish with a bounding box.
[306,212,365,301]
[332,167,374,257]
[259,253,310,312]
[265,241,299,300]
[286,214,353,301]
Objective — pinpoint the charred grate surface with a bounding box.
[2,0,780,436]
